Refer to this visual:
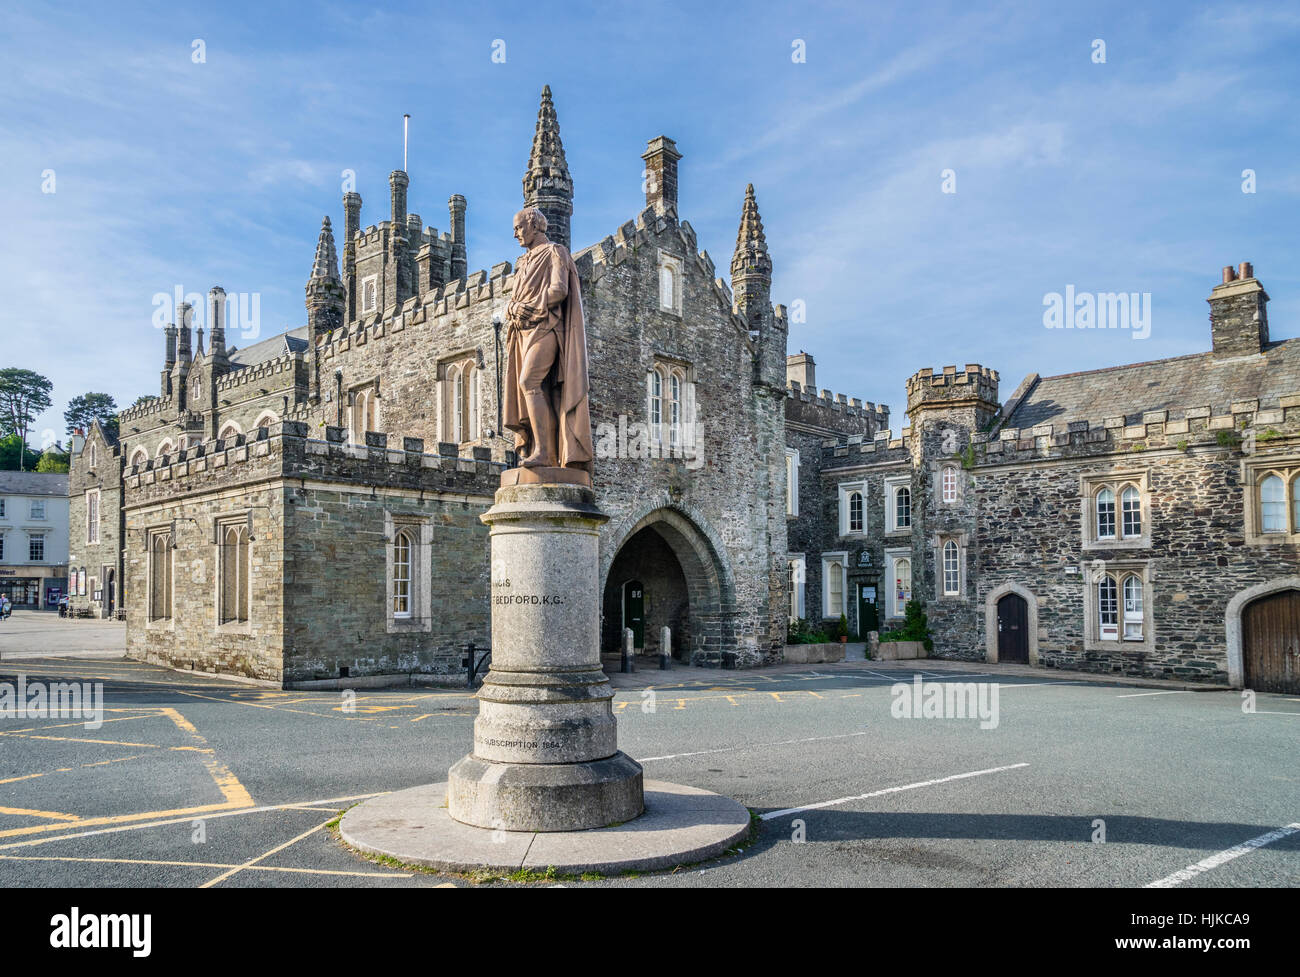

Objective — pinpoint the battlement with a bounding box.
[906,364,1000,414]
[214,348,302,393]
[120,395,174,425]
[820,427,912,460]
[974,392,1300,465]
[786,381,889,425]
[123,420,506,502]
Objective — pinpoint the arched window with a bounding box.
[452,370,464,443]
[191,377,202,401]
[648,369,663,436]
[254,412,277,431]
[1096,488,1116,539]
[1097,573,1118,639]
[468,366,479,440]
[660,265,675,310]
[941,466,958,504]
[219,525,250,625]
[150,531,172,621]
[848,491,863,533]
[392,530,412,618]
[668,372,682,447]
[1120,485,1141,537]
[895,486,911,529]
[942,540,960,595]
[157,439,174,459]
[218,423,240,443]
[1122,573,1143,640]
[1260,474,1285,533]
[87,443,97,468]
[129,448,147,467]
[1292,475,1300,535]
[827,561,844,617]
[893,558,912,616]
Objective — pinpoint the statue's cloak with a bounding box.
[502,241,593,471]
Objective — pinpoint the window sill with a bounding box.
[1082,537,1150,551]
[216,622,252,636]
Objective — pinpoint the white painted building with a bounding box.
[0,472,70,608]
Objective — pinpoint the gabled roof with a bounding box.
[229,326,309,367]
[1004,337,1300,429]
[0,472,68,497]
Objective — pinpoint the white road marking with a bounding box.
[1144,823,1300,888]
[1253,711,1300,718]
[760,763,1031,821]
[0,792,387,852]
[638,730,869,763]
[1116,690,1194,698]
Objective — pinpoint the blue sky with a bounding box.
[3,0,1298,445]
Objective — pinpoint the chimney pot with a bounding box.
[1239,261,1253,280]
[1222,266,1235,284]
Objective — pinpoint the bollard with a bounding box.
[660,626,672,670]
[622,628,634,674]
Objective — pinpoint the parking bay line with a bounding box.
[1144,822,1300,888]
[0,853,411,879]
[760,763,1031,821]
[200,817,337,888]
[1116,690,1194,698]
[638,730,870,763]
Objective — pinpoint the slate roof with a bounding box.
[1005,336,1300,429]
[0,472,69,497]
[228,326,309,368]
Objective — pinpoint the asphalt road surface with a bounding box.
[0,650,1296,888]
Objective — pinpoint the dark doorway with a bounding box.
[602,525,690,665]
[997,592,1029,663]
[1243,589,1300,694]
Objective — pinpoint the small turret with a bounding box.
[731,185,783,389]
[171,302,193,409]
[207,286,231,375]
[522,85,573,251]
[386,170,413,309]
[342,191,362,321]
[449,194,467,282]
[161,322,177,397]
[306,216,345,403]
[641,136,682,215]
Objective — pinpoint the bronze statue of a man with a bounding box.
[502,206,594,477]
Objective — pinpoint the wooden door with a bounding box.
[622,580,644,650]
[997,593,1029,663]
[1243,590,1300,694]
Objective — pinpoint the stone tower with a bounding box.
[731,184,784,391]
[522,85,573,251]
[305,216,345,403]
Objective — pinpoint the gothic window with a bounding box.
[942,540,960,595]
[254,412,277,431]
[1259,474,1285,533]
[1120,485,1141,537]
[941,465,958,504]
[825,560,844,618]
[788,557,805,621]
[1122,573,1144,640]
[361,275,378,314]
[648,369,663,434]
[88,443,97,468]
[149,530,172,622]
[157,439,174,458]
[785,449,800,518]
[392,530,413,619]
[219,523,250,625]
[1293,475,1300,534]
[848,492,863,533]
[660,265,675,310]
[892,557,912,617]
[1096,488,1116,539]
[350,386,380,444]
[895,486,911,529]
[86,489,100,545]
[218,423,241,442]
[129,448,148,467]
[1097,574,1119,640]
[192,377,202,401]
[668,371,682,447]
[468,366,480,440]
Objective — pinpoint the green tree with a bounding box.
[0,434,42,472]
[35,450,70,473]
[64,392,119,441]
[131,394,158,409]
[0,369,54,472]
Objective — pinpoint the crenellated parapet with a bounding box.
[820,427,912,462]
[905,364,1000,417]
[973,392,1300,465]
[120,395,174,425]
[787,381,889,427]
[214,349,303,394]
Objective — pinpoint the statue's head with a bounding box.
[513,207,549,248]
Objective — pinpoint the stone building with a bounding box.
[812,262,1299,693]
[68,89,1297,693]
[68,87,874,685]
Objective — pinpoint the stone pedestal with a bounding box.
[447,482,644,831]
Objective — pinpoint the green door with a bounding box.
[858,583,879,635]
[623,580,645,649]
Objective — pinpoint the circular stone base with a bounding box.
[448,751,643,831]
[338,780,752,876]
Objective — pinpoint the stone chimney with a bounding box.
[1208,261,1269,358]
[787,352,815,390]
[641,136,682,215]
[448,194,467,282]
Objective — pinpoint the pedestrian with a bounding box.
[0,595,10,620]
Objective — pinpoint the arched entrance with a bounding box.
[1242,589,1300,694]
[984,581,1038,665]
[1226,576,1300,688]
[600,505,735,668]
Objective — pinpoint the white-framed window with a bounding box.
[941,465,959,504]
[0,533,5,560]
[668,371,682,448]
[821,552,847,619]
[217,520,251,626]
[788,555,806,622]
[1082,472,1150,549]
[886,553,912,618]
[785,448,800,518]
[148,528,173,622]
[648,368,663,437]
[1260,474,1285,533]
[1122,573,1144,640]
[30,499,46,520]
[29,533,45,563]
[361,275,378,314]
[894,486,910,529]
[884,475,911,535]
[1085,562,1152,650]
[849,492,864,534]
[1097,573,1119,640]
[942,540,960,595]
[392,529,413,619]
[837,480,867,536]
[1243,457,1300,544]
[86,489,100,545]
[0,499,6,518]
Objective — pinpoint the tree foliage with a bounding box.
[64,392,119,440]
[0,369,54,472]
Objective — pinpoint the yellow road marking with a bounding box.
[1,734,165,748]
[0,754,148,785]
[0,854,410,878]
[0,713,157,735]
[200,818,335,888]
[0,706,253,840]
[0,806,82,822]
